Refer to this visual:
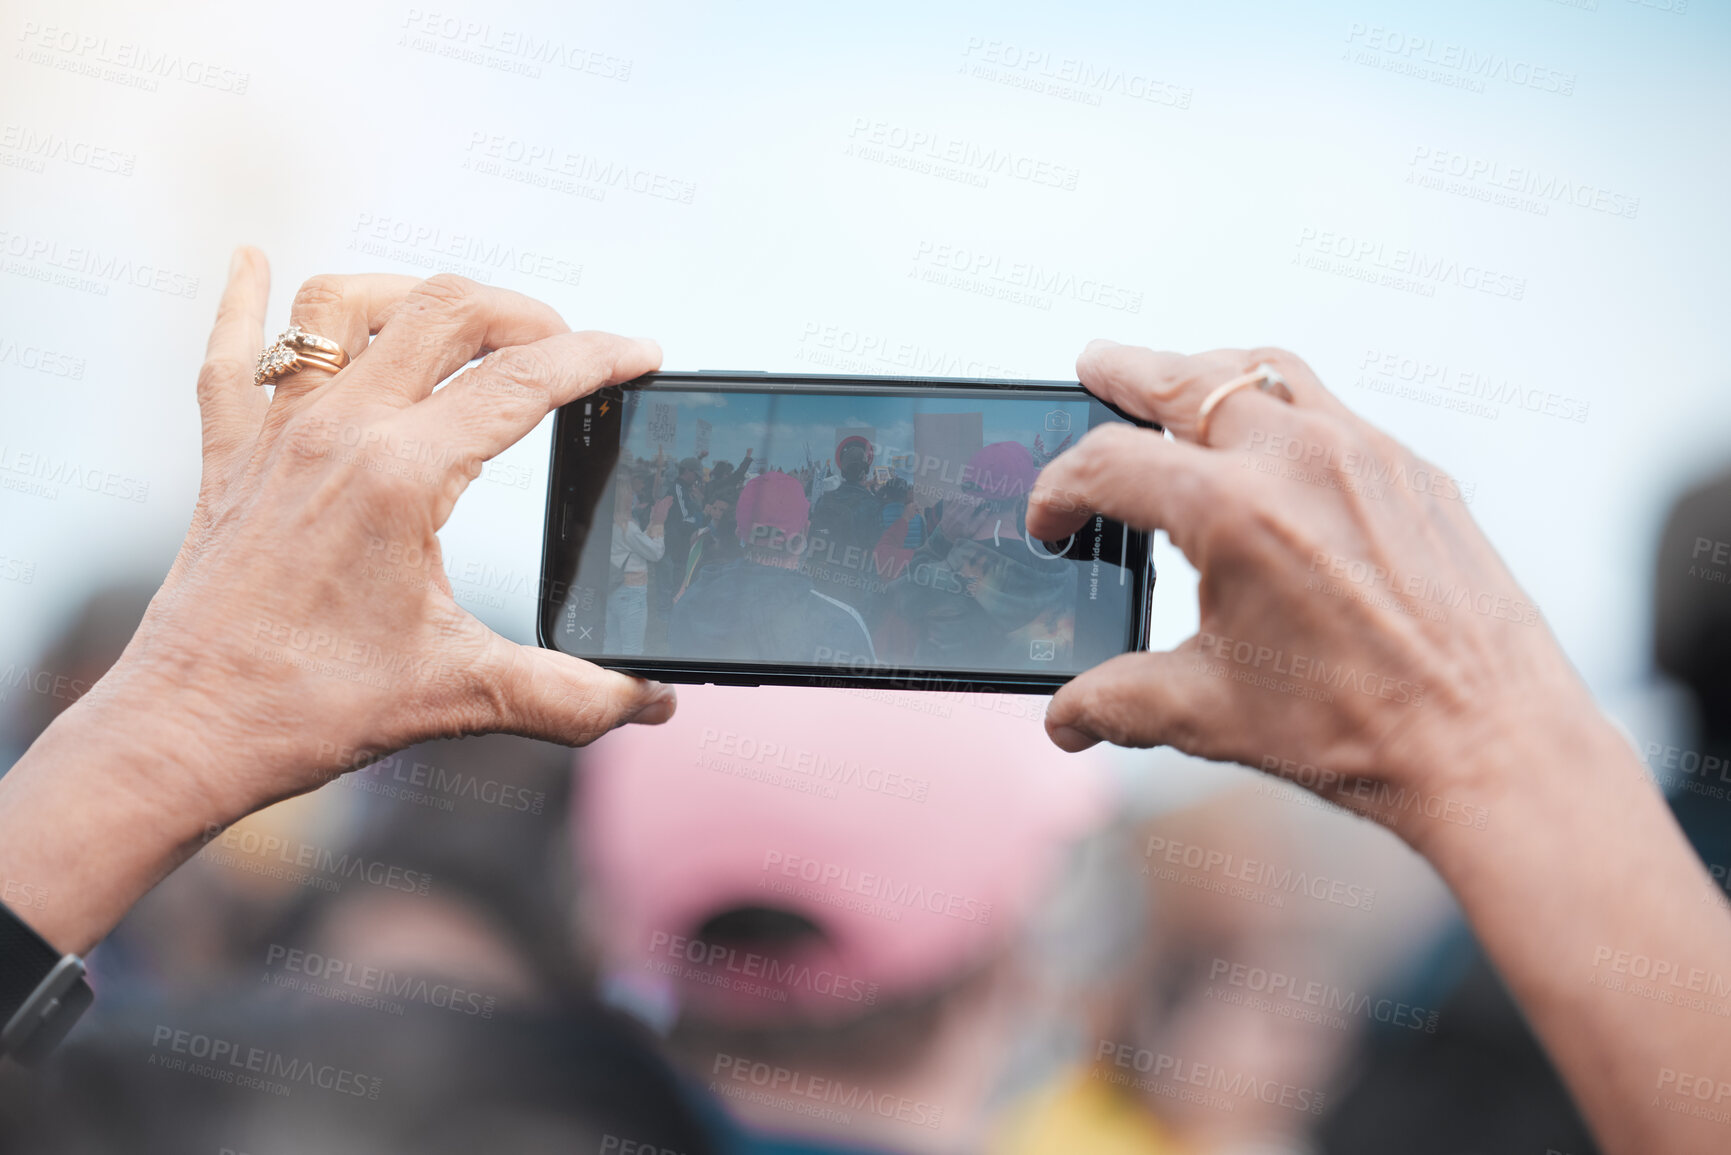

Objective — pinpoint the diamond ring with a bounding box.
[254,324,350,387]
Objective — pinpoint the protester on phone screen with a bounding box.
[608,481,669,656]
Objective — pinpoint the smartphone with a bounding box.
[537,371,1156,693]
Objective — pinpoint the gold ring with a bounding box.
[254,324,351,387]
[1195,362,1294,447]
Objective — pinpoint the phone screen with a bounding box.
[540,374,1152,689]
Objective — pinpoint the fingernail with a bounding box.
[228,248,245,278]
[1084,338,1120,354]
[628,686,677,726]
[1048,723,1099,753]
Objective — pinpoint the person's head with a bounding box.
[574,686,1114,1032]
[678,457,701,484]
[964,441,1038,505]
[734,471,810,561]
[709,461,734,484]
[704,495,731,524]
[837,439,871,485]
[956,441,1042,540]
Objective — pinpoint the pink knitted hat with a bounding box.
[965,441,1039,500]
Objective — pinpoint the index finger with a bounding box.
[402,329,662,466]
[346,274,571,406]
[1077,341,1349,443]
[1026,422,1229,547]
[196,247,270,456]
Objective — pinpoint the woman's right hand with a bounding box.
[1028,341,1594,850]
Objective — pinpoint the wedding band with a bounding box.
[254,324,351,387]
[1195,362,1294,447]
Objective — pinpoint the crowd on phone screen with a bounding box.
[603,435,1080,669]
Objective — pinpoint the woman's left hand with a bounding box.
[0,252,675,951]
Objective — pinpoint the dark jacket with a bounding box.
[670,561,875,666]
[810,481,883,561]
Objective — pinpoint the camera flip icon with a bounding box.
[1044,410,1072,432]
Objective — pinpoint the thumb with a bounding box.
[1045,645,1222,754]
[484,640,676,746]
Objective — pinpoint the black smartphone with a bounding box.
[537,371,1156,693]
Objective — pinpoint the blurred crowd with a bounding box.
[4,464,1729,1155]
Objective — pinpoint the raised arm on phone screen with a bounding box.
[1026,340,1731,1155]
[0,251,676,958]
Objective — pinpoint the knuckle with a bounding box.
[1238,482,1297,548]
[485,647,626,745]
[279,413,337,464]
[480,345,555,397]
[1067,678,1137,747]
[549,680,613,744]
[1086,420,1143,451]
[407,273,482,319]
[196,356,251,400]
[1071,423,1136,491]
[1286,408,1347,457]
[467,659,515,733]
[1087,345,1159,398]
[1065,679,1106,728]
[291,274,346,317]
[371,467,430,509]
[1076,339,1130,379]
[212,296,251,331]
[569,329,624,371]
[1245,345,1311,381]
[1166,456,1216,514]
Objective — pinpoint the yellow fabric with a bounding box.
[992,1065,1184,1155]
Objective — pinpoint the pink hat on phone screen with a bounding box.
[965,440,1039,500]
[733,471,810,542]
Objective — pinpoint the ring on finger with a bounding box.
[1195,362,1293,447]
[254,324,351,387]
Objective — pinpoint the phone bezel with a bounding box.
[537,370,1158,694]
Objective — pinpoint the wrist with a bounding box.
[0,668,246,953]
[1397,683,1644,868]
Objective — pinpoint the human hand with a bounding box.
[1027,341,1585,848]
[650,495,675,528]
[98,253,677,829]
